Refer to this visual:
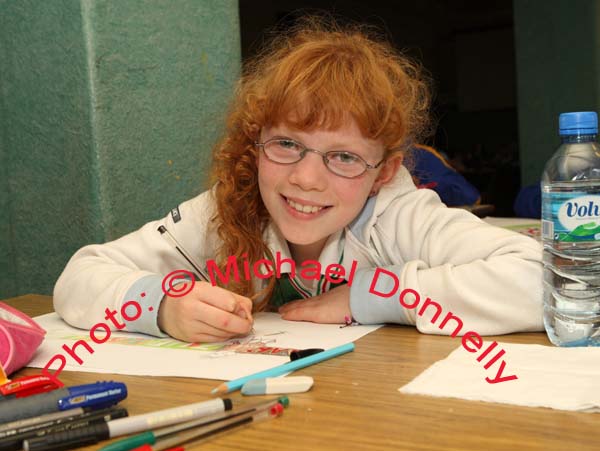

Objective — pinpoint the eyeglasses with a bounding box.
[255,138,385,179]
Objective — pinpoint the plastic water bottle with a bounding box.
[541,111,600,346]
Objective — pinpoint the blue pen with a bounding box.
[0,381,127,423]
[211,342,355,394]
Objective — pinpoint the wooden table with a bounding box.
[4,295,600,451]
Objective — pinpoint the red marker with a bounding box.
[0,374,63,400]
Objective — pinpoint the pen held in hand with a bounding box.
[158,225,254,325]
[157,226,210,282]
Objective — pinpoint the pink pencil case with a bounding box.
[0,302,46,376]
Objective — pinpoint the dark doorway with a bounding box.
[239,0,519,215]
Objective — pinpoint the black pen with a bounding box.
[157,225,210,281]
[0,407,128,451]
[158,225,254,322]
[289,348,325,361]
[23,398,231,451]
[23,422,111,451]
[0,406,125,439]
[0,381,127,424]
[0,409,86,435]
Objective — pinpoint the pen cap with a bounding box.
[289,348,324,361]
[24,422,109,451]
[0,375,63,398]
[57,381,127,410]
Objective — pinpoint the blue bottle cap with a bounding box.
[559,111,598,135]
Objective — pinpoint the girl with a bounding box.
[54,18,543,343]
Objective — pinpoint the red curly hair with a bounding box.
[208,16,431,310]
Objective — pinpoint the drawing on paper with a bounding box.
[56,330,294,356]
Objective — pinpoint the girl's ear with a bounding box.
[370,154,403,196]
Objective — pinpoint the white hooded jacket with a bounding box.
[54,167,544,337]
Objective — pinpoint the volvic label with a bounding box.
[542,192,600,242]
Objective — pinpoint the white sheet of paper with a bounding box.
[399,342,600,412]
[28,313,380,380]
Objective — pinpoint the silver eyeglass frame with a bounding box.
[254,138,386,179]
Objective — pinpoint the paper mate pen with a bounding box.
[0,381,127,423]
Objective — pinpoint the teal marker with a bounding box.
[211,342,355,394]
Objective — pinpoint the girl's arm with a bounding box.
[349,189,543,335]
[53,191,252,340]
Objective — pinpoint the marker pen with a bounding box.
[0,409,86,434]
[0,407,124,439]
[0,381,127,423]
[0,407,128,451]
[23,398,232,451]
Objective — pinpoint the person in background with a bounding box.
[514,183,541,218]
[411,144,481,207]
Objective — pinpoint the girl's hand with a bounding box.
[278,284,351,323]
[157,281,253,343]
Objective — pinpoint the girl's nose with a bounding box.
[287,151,328,191]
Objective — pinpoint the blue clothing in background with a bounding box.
[514,184,541,218]
[411,145,481,207]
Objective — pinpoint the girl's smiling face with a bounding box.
[257,117,396,261]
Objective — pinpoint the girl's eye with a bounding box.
[277,139,301,150]
[330,151,360,164]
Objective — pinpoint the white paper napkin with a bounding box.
[399,341,600,412]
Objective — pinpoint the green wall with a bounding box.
[514,0,600,185]
[0,0,240,298]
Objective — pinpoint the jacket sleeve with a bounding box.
[53,191,216,336]
[349,188,544,335]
